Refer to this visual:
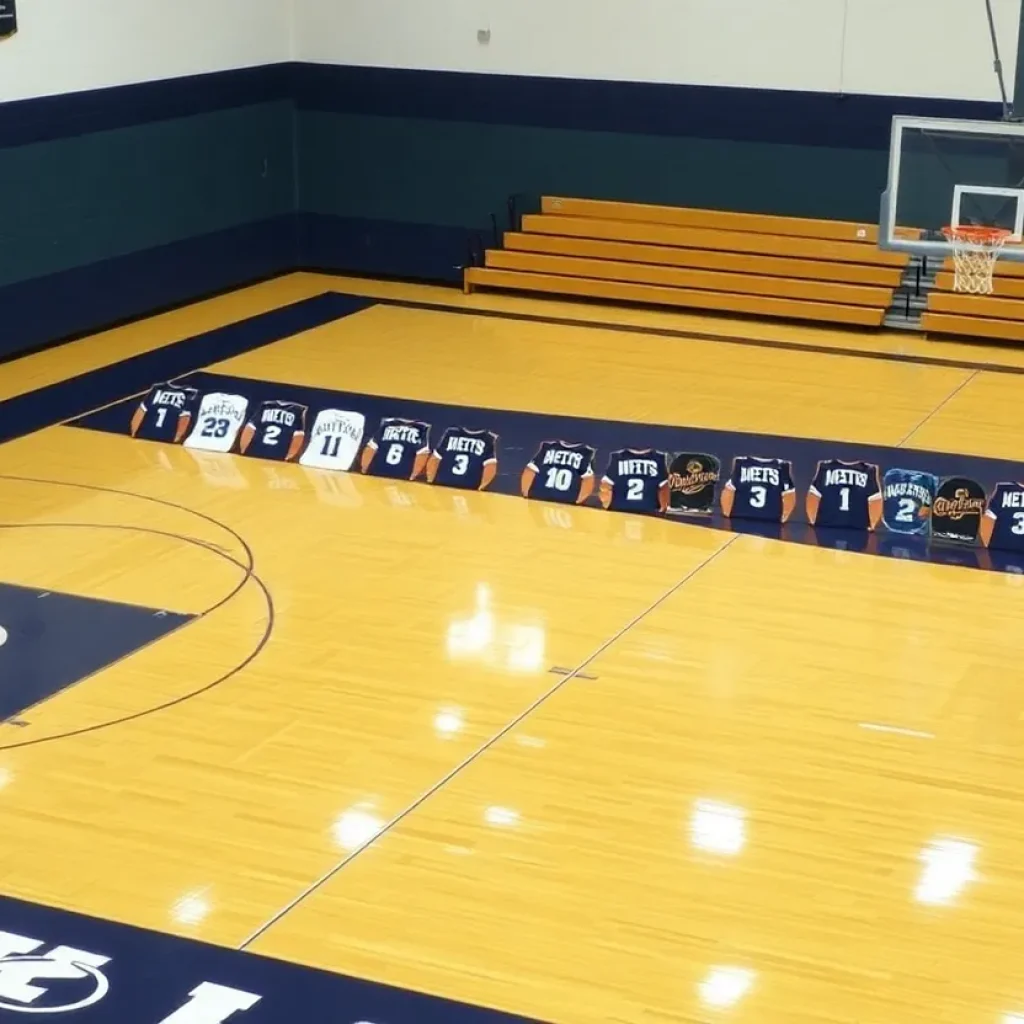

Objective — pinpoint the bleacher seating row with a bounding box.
[923,259,1024,343]
[465,196,908,328]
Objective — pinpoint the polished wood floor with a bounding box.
[1,281,1024,1024]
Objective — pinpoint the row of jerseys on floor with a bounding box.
[131,383,1024,552]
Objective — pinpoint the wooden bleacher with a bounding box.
[923,257,1024,342]
[465,196,908,328]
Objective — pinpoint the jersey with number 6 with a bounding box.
[725,456,795,521]
[985,482,1024,551]
[241,400,307,461]
[299,409,366,471]
[365,418,431,480]
[602,448,668,513]
[808,459,880,530]
[432,427,497,489]
[526,441,595,504]
[131,383,199,442]
[882,468,936,535]
[183,392,249,453]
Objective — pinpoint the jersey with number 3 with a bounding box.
[131,383,198,442]
[985,482,1024,551]
[365,418,430,479]
[241,401,307,461]
[725,456,795,521]
[299,409,366,471]
[882,468,936,535]
[602,448,668,513]
[526,441,595,504]
[184,392,249,453]
[432,427,497,489]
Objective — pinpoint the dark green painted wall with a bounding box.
[0,101,294,289]
[297,110,890,230]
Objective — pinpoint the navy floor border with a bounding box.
[73,368,1024,577]
[0,292,370,444]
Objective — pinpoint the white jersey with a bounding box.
[299,408,366,470]
[184,392,249,453]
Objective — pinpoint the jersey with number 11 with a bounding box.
[299,409,366,470]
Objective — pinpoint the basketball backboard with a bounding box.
[880,115,1024,262]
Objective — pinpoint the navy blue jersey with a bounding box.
[241,401,307,461]
[808,459,881,530]
[526,441,596,504]
[985,482,1024,551]
[601,448,668,513]
[431,427,497,489]
[882,468,936,535]
[365,418,431,480]
[131,383,198,442]
[725,456,795,522]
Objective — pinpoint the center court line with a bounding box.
[237,531,742,949]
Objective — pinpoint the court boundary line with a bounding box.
[374,295,1024,378]
[895,368,981,447]
[238,532,741,950]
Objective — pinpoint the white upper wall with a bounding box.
[0,0,293,102]
[294,0,1022,102]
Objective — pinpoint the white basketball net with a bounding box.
[943,225,1010,294]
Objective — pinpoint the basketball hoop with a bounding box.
[942,224,1011,294]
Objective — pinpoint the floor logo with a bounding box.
[0,933,109,1014]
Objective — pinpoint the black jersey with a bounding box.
[601,449,668,513]
[241,401,307,461]
[667,453,720,515]
[131,383,198,442]
[431,427,498,489]
[725,456,795,522]
[526,441,595,504]
[882,468,936,535]
[932,477,986,544]
[808,459,880,530]
[365,418,431,480]
[985,482,1024,551]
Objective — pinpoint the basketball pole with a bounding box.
[985,0,1013,120]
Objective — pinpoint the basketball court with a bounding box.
[0,265,1023,1023]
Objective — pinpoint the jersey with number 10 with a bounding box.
[725,456,795,521]
[526,441,596,504]
[184,392,249,453]
[602,448,668,513]
[299,409,366,471]
[365,418,431,480]
[131,383,198,442]
[432,427,497,489]
[985,482,1024,551]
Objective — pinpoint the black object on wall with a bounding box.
[0,1,16,40]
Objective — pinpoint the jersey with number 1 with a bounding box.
[725,456,795,521]
[809,459,880,530]
[184,392,249,453]
[602,448,668,513]
[242,401,307,461]
[526,441,595,504]
[432,427,497,489]
[131,383,198,442]
[365,418,431,480]
[985,482,1024,551]
[299,409,366,471]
